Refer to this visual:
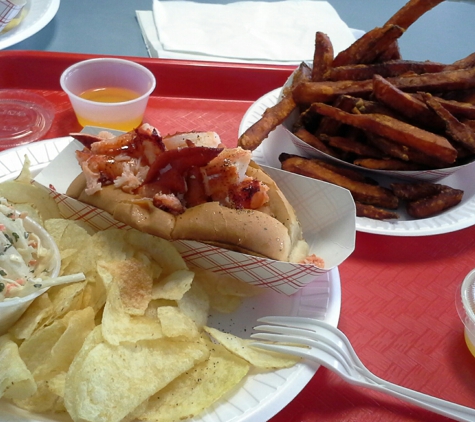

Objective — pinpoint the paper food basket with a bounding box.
[34,135,356,296]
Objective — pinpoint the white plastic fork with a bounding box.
[252,316,475,422]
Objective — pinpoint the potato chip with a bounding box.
[151,269,194,301]
[204,326,300,369]
[8,293,53,341]
[133,250,163,281]
[40,282,86,327]
[64,326,209,422]
[177,281,210,329]
[12,379,65,413]
[145,299,176,317]
[100,259,153,315]
[156,306,200,340]
[15,155,33,183]
[124,229,187,275]
[33,308,95,381]
[12,203,43,225]
[101,279,163,345]
[58,248,79,271]
[64,325,103,388]
[91,228,131,263]
[192,269,243,314]
[44,218,71,244]
[125,399,150,422]
[0,334,36,400]
[65,224,96,275]
[47,372,66,398]
[80,272,107,313]
[45,219,97,278]
[139,337,250,421]
[19,319,66,375]
[0,180,61,224]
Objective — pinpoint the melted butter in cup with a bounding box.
[60,58,156,132]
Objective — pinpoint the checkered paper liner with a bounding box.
[0,0,25,31]
[35,140,355,295]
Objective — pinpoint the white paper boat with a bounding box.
[35,129,356,295]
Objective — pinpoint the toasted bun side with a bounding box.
[66,161,308,262]
[288,239,310,264]
[172,202,292,262]
[66,175,176,239]
[112,202,175,240]
[66,173,87,199]
[246,165,305,256]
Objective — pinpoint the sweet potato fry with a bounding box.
[352,97,401,118]
[390,182,444,201]
[312,32,334,82]
[377,40,402,62]
[406,186,463,218]
[238,62,311,151]
[313,95,363,136]
[292,79,373,104]
[310,102,458,164]
[445,52,475,71]
[325,60,446,82]
[238,93,296,151]
[444,88,475,105]
[421,92,475,152]
[377,0,444,67]
[389,66,475,92]
[372,75,443,130]
[355,202,399,220]
[353,157,423,171]
[311,158,378,184]
[332,25,405,67]
[293,67,475,105]
[293,128,340,157]
[279,154,399,209]
[384,0,445,30]
[419,95,475,120]
[324,135,384,158]
[464,119,475,131]
[366,134,449,168]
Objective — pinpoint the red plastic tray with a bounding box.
[2,51,475,422]
[0,50,294,149]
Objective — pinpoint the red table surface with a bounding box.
[1,51,475,422]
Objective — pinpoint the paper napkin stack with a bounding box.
[136,0,360,64]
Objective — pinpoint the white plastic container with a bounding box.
[60,58,156,131]
[456,269,475,357]
[0,216,61,335]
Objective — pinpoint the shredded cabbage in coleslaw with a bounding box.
[0,198,53,301]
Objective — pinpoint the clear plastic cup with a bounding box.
[456,269,475,358]
[0,216,61,335]
[60,58,156,132]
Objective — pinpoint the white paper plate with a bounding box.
[0,137,341,422]
[239,89,475,237]
[0,0,60,50]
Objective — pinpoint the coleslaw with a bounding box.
[0,197,56,301]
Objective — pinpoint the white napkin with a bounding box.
[136,0,359,64]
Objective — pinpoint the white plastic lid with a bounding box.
[0,89,55,148]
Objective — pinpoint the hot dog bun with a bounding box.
[67,163,308,262]
[66,126,309,262]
